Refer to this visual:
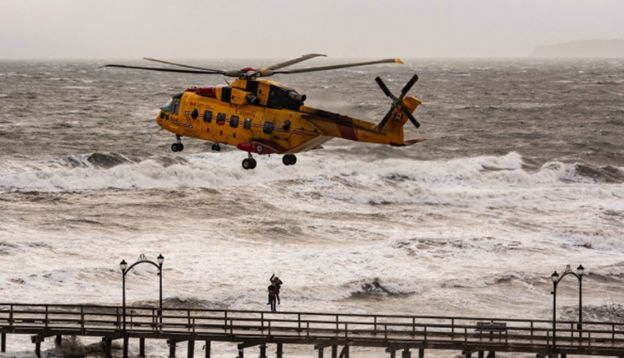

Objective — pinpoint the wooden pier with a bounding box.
[1,303,623,357]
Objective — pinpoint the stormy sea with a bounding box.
[1,59,623,356]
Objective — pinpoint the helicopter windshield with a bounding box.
[161,93,182,114]
[161,98,173,112]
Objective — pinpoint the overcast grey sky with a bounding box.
[1,0,623,59]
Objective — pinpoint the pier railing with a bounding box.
[1,303,623,355]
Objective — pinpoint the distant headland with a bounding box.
[532,39,624,58]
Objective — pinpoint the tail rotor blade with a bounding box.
[400,74,419,97]
[375,76,396,100]
[401,107,421,128]
[377,106,395,131]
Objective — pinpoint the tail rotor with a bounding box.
[376,74,420,130]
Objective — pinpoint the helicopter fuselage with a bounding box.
[156,78,421,155]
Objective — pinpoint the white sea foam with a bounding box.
[1,152,621,193]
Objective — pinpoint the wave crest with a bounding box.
[0,151,622,193]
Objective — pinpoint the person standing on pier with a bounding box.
[267,283,278,312]
[270,274,283,304]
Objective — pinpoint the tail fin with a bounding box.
[378,97,423,145]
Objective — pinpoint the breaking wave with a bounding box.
[0,151,622,193]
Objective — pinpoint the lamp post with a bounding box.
[550,264,585,353]
[120,254,165,332]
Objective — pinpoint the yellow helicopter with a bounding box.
[105,54,424,170]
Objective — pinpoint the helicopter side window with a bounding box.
[216,113,226,125]
[244,118,252,130]
[267,86,304,111]
[203,110,212,123]
[221,87,231,103]
[230,115,239,128]
[263,121,274,134]
[246,81,259,94]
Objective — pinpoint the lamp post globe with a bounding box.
[577,265,585,276]
[551,271,559,283]
[157,254,164,265]
[120,260,128,272]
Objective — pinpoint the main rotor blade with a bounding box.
[143,57,226,74]
[400,74,419,97]
[401,107,421,128]
[103,64,224,75]
[272,58,403,75]
[375,76,396,100]
[259,53,327,75]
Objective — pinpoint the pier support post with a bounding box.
[338,345,349,358]
[276,343,283,358]
[168,339,177,358]
[188,339,195,358]
[486,352,495,358]
[139,337,146,357]
[204,341,211,358]
[418,348,424,358]
[123,336,129,358]
[478,351,484,358]
[55,334,62,347]
[464,352,472,358]
[402,349,411,358]
[260,344,267,358]
[1,332,5,352]
[31,336,43,358]
[331,345,338,358]
[238,346,245,358]
[103,337,112,358]
[317,346,324,358]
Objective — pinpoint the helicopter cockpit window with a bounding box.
[267,86,305,111]
[161,93,183,114]
[161,98,173,112]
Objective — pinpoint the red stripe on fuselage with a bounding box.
[337,122,356,141]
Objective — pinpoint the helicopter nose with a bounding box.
[156,111,164,127]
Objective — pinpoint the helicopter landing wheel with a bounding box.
[211,143,221,152]
[282,154,297,166]
[242,158,257,170]
[171,142,184,152]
